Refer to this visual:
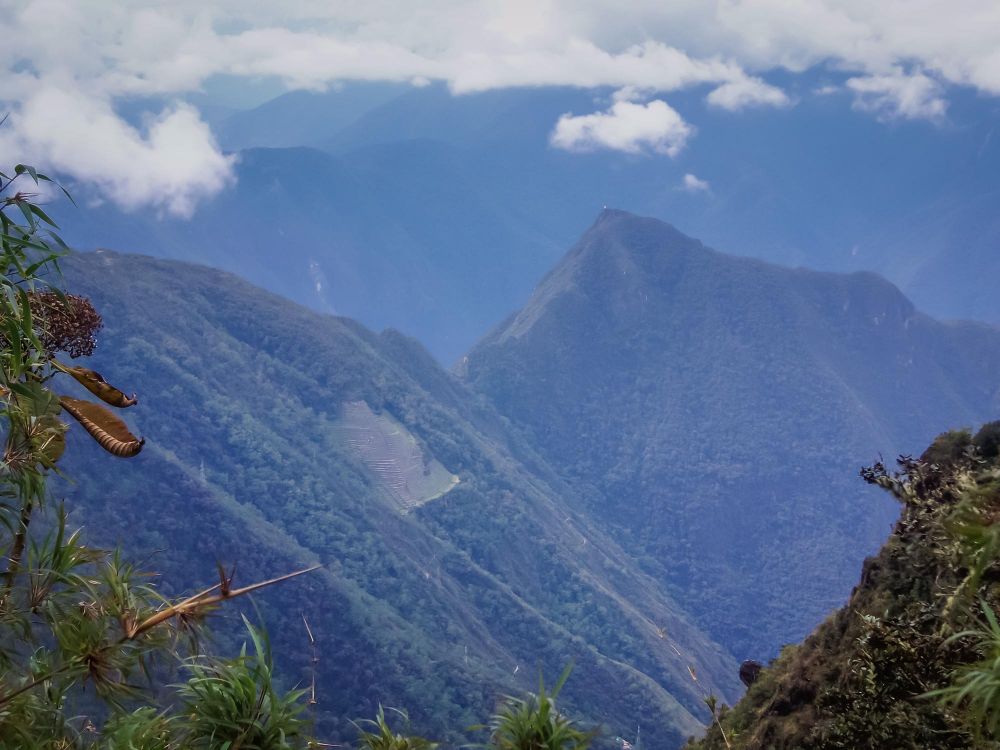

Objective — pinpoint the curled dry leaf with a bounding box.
[59,396,144,458]
[52,360,137,407]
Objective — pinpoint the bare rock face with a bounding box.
[739,660,762,688]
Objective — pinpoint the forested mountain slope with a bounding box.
[462,210,1000,660]
[687,423,1000,749]
[55,250,738,748]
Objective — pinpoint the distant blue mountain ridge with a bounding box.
[61,80,1000,363]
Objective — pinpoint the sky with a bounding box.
[2,0,1000,216]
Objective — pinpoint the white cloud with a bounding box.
[550,100,693,156]
[0,90,235,218]
[706,75,790,110]
[681,173,711,193]
[3,1,1000,211]
[846,69,948,121]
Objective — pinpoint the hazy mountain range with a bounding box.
[54,209,1000,746]
[61,82,1000,364]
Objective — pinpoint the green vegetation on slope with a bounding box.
[463,209,1000,659]
[687,422,1000,749]
[56,249,740,747]
[0,164,317,749]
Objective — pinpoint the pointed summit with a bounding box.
[493,211,712,343]
[464,212,1000,658]
[594,206,635,222]
[578,208,704,261]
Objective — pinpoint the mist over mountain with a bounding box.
[259,81,1000,329]
[462,210,1000,659]
[216,82,412,152]
[850,185,1000,326]
[55,249,740,747]
[57,83,1000,368]
[59,144,565,364]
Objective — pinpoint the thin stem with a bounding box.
[129,564,320,638]
[0,562,320,709]
[713,713,732,750]
[0,172,20,197]
[2,495,33,595]
[0,663,74,709]
[303,613,318,707]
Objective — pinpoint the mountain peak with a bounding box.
[594,206,634,222]
[487,213,718,343]
[462,213,1000,658]
[587,208,696,247]
[494,211,927,351]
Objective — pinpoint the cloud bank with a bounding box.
[2,1,999,213]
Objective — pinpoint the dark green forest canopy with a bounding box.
[56,250,738,747]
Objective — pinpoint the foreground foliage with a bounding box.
[483,667,594,750]
[686,422,1000,749]
[0,166,313,748]
[354,705,438,750]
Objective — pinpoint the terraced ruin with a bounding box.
[334,400,460,512]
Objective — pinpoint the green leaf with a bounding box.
[15,199,35,228]
[46,229,69,250]
[28,203,59,229]
[14,164,39,184]
[0,232,50,252]
[59,396,145,457]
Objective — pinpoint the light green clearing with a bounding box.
[333,400,460,512]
